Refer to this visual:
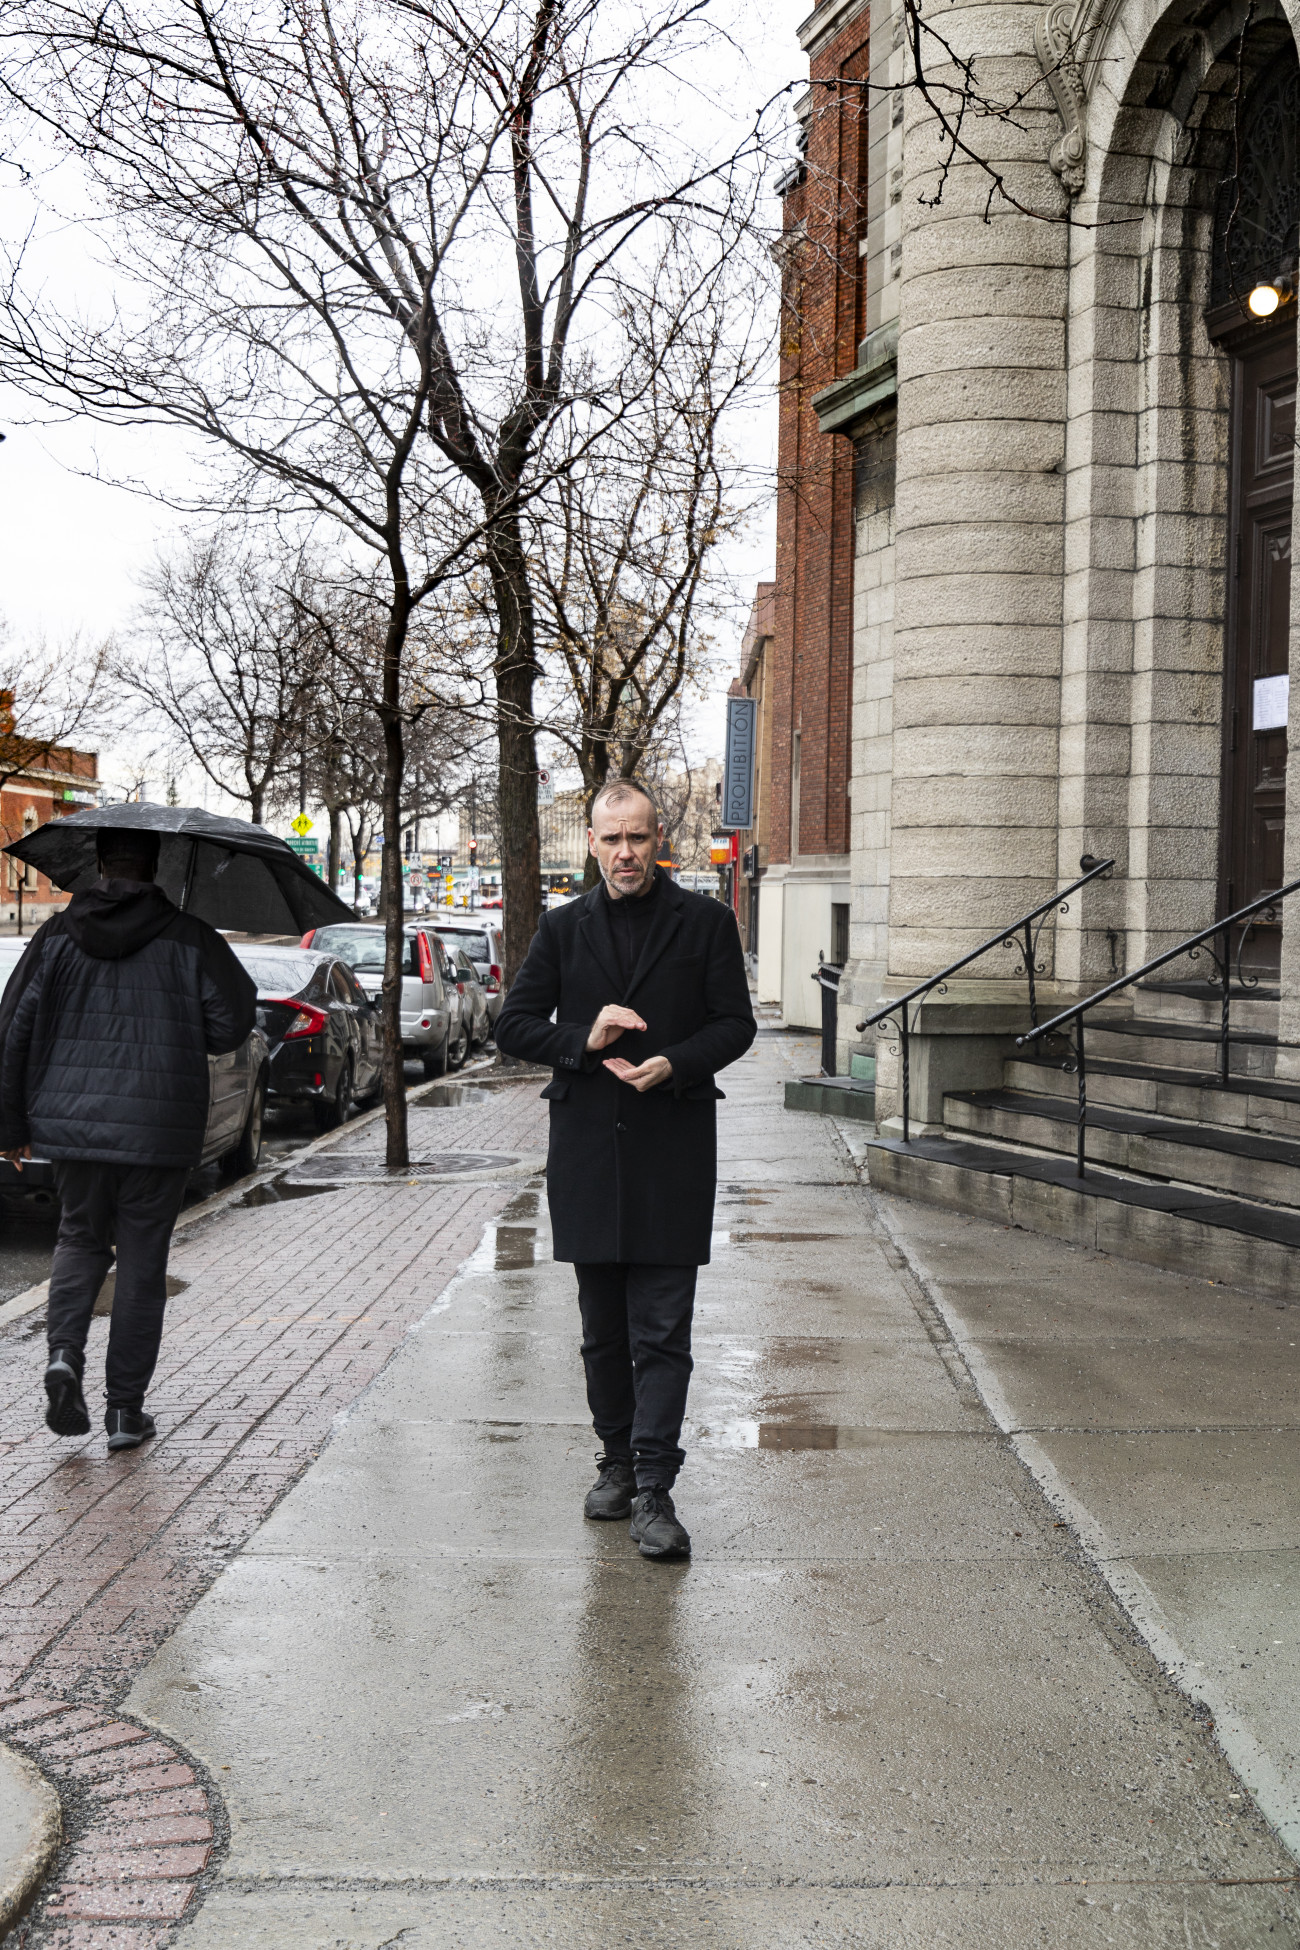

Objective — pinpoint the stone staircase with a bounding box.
[866,981,1300,1297]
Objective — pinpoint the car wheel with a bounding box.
[447,1021,469,1072]
[221,1070,267,1180]
[422,1028,450,1079]
[315,1058,354,1132]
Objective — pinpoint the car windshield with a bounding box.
[312,926,386,970]
[439,931,490,959]
[233,949,321,997]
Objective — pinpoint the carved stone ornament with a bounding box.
[1036,0,1088,193]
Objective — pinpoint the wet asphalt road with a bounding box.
[0,1058,439,1306]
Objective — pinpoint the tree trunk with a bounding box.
[580,743,610,892]
[328,806,342,891]
[489,519,542,986]
[380,605,410,1169]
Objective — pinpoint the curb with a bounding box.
[0,1738,61,1939]
[0,1055,503,1339]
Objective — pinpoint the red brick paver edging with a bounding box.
[1,1692,215,1948]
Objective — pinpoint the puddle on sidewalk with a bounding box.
[493,1187,540,1268]
[417,1083,494,1108]
[238,1176,339,1208]
[698,1422,992,1450]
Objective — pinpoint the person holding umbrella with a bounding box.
[0,824,256,1450]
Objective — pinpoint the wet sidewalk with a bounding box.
[112,1038,1296,1946]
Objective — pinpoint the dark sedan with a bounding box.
[231,944,383,1130]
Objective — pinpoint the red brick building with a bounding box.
[1,747,100,930]
[757,0,871,1027]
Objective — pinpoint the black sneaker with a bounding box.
[584,1456,636,1521]
[629,1486,691,1560]
[44,1349,90,1438]
[105,1409,156,1452]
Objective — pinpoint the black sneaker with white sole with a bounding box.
[584,1455,636,1520]
[629,1486,691,1560]
[105,1409,156,1452]
[44,1349,91,1437]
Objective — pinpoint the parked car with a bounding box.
[231,943,383,1128]
[0,935,270,1210]
[431,920,504,1027]
[441,940,491,1050]
[299,922,456,1078]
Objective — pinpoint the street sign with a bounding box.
[286,836,319,856]
[720,696,757,831]
[290,813,313,838]
[538,768,555,808]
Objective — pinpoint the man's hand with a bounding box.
[2,1146,31,1171]
[603,1054,673,1093]
[586,1004,646,1053]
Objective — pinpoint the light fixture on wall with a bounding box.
[1247,275,1293,317]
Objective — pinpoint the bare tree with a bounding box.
[533,272,756,885]
[0,617,108,797]
[0,0,771,1156]
[124,535,326,827]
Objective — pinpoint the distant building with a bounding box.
[1,746,100,930]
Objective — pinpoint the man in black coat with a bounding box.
[494,779,756,1559]
[0,827,256,1450]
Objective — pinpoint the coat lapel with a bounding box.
[625,878,684,1003]
[576,886,623,994]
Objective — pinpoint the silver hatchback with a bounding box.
[302,922,455,1077]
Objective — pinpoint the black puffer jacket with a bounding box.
[0,880,257,1168]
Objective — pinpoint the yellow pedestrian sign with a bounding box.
[291,814,313,838]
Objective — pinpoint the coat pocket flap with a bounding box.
[540,1075,571,1101]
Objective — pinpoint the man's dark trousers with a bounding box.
[577,1262,698,1489]
[47,1163,190,1411]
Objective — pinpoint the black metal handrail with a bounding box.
[856,854,1115,1142]
[1018,873,1300,1179]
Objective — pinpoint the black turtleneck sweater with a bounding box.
[607,869,660,990]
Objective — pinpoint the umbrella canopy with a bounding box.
[5,803,355,936]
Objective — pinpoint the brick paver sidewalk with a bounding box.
[0,1080,546,1946]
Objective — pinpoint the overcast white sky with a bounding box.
[0,3,799,807]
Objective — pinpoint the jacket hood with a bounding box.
[63,881,178,960]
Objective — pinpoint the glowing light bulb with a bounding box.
[1248,282,1283,317]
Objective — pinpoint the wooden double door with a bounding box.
[1220,321,1296,976]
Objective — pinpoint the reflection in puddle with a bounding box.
[239,1175,338,1207]
[418,1083,494,1107]
[696,1420,838,1450]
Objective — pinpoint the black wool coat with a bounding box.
[494,879,756,1265]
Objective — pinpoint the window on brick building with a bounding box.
[832,903,849,967]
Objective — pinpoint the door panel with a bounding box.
[1222,328,1296,976]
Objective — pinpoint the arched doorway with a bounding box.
[1208,38,1299,973]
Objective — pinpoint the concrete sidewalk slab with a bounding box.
[0,1738,60,1935]
[122,1038,1298,1945]
[875,1190,1300,1861]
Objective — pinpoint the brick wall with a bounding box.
[771,0,871,867]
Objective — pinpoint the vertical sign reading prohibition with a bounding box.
[720,696,757,831]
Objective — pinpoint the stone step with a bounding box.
[865,1132,1300,1298]
[784,1076,876,1123]
[1134,980,1280,1033]
[1004,1054,1300,1139]
[946,1087,1300,1206]
[1086,1015,1280,1078]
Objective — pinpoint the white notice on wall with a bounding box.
[1253,673,1290,732]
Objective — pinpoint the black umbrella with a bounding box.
[5,802,355,935]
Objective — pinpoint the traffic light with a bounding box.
[469,837,478,867]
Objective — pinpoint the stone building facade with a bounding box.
[766,0,1300,1120]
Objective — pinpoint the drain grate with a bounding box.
[289,1153,520,1181]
